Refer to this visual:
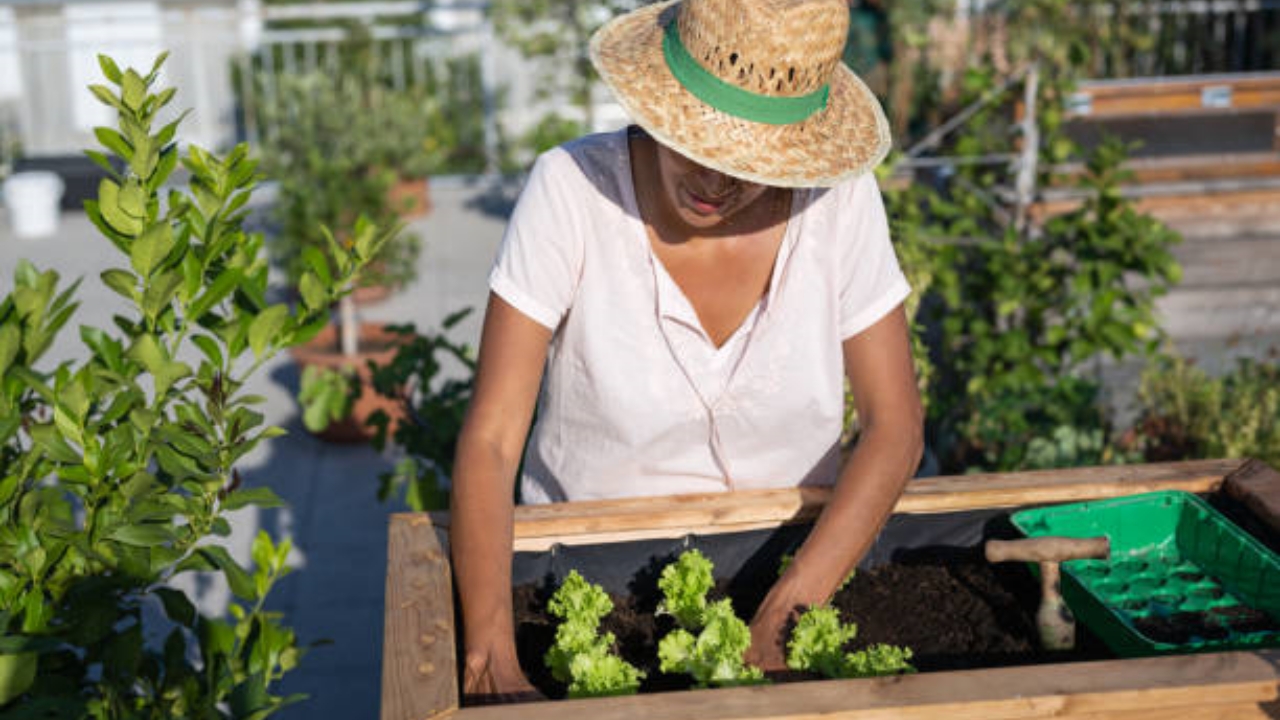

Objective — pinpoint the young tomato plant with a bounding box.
[656,550,765,688]
[786,605,914,679]
[544,571,644,698]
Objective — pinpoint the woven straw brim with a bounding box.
[589,0,892,188]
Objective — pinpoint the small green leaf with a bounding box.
[28,424,82,463]
[191,334,224,368]
[121,70,146,111]
[0,324,19,377]
[97,54,123,83]
[180,251,201,303]
[84,149,118,177]
[188,269,242,319]
[108,524,175,547]
[221,487,285,511]
[94,127,132,159]
[130,223,173,277]
[99,179,143,236]
[128,334,166,375]
[195,546,257,601]
[118,180,147,220]
[88,84,123,111]
[153,587,196,627]
[298,273,327,313]
[141,270,183,320]
[247,305,288,359]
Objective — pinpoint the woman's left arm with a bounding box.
[746,303,923,670]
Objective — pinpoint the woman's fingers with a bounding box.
[463,654,546,705]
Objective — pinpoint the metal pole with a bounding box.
[1013,61,1039,234]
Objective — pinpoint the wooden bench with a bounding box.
[381,458,1280,720]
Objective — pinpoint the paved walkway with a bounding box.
[2,175,1279,718]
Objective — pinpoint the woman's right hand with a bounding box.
[462,649,544,705]
[451,294,555,706]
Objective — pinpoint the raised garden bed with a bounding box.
[381,459,1280,720]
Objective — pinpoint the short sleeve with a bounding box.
[488,150,585,330]
[837,173,911,339]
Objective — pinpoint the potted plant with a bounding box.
[257,44,444,441]
[288,218,410,444]
[366,308,476,509]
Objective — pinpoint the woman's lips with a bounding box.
[681,185,731,215]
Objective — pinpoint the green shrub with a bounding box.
[1129,354,1280,468]
[368,309,476,512]
[0,54,383,716]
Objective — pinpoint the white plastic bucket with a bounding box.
[4,171,65,240]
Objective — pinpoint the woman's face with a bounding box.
[651,141,774,231]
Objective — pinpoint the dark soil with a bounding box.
[510,546,1115,700]
[1132,605,1280,645]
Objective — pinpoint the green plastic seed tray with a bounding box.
[1010,490,1280,657]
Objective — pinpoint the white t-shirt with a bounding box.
[489,129,910,504]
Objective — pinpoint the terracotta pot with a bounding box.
[388,176,432,219]
[351,279,395,306]
[290,322,409,444]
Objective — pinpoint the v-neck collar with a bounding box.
[619,129,803,351]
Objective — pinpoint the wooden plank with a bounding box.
[1051,152,1280,185]
[1224,459,1280,537]
[455,650,1280,720]
[381,514,459,720]
[1070,74,1280,119]
[1032,186,1280,224]
[483,460,1244,549]
[1065,702,1276,720]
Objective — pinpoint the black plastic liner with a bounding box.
[511,506,1023,596]
[510,491,1280,596]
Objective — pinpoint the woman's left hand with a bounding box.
[744,602,793,673]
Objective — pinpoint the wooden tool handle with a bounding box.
[985,536,1110,564]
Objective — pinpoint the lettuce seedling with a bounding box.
[545,571,644,698]
[786,605,914,679]
[658,548,715,630]
[658,599,766,688]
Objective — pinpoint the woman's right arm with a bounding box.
[451,292,553,702]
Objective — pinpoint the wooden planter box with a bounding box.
[381,459,1280,720]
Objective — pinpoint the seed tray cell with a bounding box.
[1011,490,1280,657]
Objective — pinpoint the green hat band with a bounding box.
[661,20,830,126]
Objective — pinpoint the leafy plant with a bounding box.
[297,365,358,434]
[786,605,914,680]
[884,15,1183,472]
[257,55,424,293]
[656,548,714,631]
[657,599,766,688]
[0,53,381,716]
[544,571,644,698]
[1023,424,1141,470]
[1127,353,1280,468]
[369,309,476,512]
[655,550,764,688]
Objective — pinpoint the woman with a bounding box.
[452,0,923,701]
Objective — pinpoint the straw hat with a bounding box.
[589,0,891,188]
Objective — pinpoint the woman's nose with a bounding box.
[691,167,734,195]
